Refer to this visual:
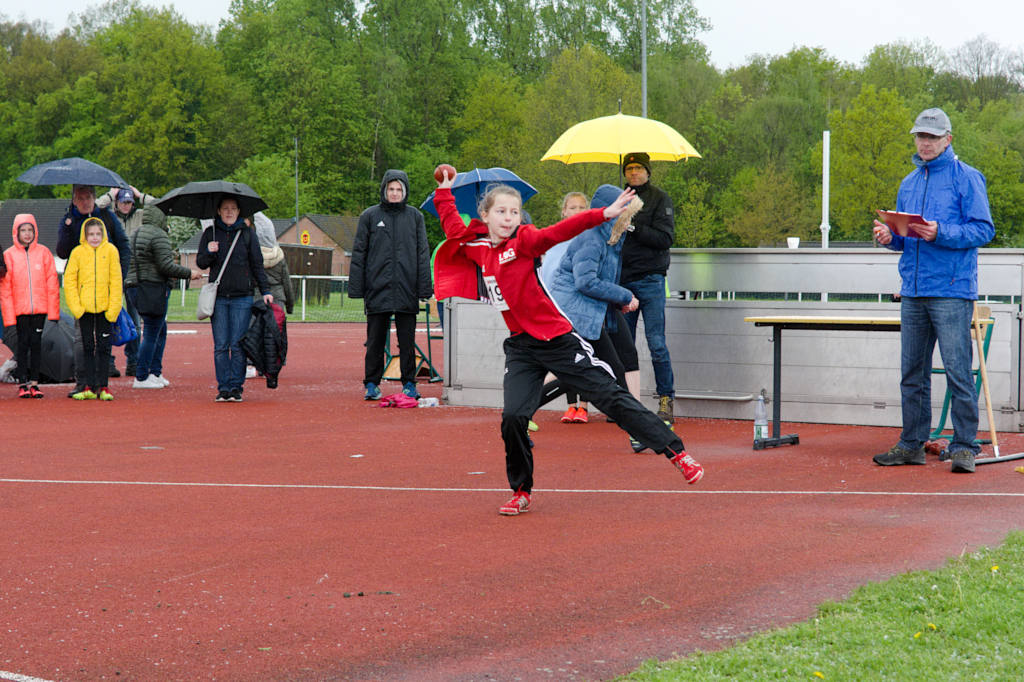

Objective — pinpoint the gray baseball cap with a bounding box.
[910,108,951,136]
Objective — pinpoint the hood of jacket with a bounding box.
[262,244,285,268]
[379,169,411,211]
[911,142,955,171]
[11,213,39,248]
[589,184,621,244]
[142,204,169,233]
[79,216,109,247]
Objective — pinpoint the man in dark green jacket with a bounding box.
[349,169,432,401]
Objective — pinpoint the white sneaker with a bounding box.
[132,375,165,389]
[245,366,257,378]
[154,375,170,386]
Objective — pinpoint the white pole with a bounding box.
[820,130,831,249]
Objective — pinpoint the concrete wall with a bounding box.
[441,248,1024,432]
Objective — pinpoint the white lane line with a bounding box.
[0,671,57,682]
[2,478,1023,497]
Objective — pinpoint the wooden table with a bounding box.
[744,316,902,449]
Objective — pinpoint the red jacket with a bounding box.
[0,214,61,327]
[433,187,606,340]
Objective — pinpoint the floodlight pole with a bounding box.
[294,135,300,224]
[641,0,648,117]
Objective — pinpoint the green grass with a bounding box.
[623,531,1024,681]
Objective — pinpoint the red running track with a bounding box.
[2,323,1023,681]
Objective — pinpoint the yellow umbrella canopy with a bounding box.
[541,113,701,164]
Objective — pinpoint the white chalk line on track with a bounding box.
[0,670,56,682]
[2,478,1024,497]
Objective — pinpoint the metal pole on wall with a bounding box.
[820,130,831,249]
[641,0,647,117]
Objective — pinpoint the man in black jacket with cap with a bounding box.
[619,152,676,424]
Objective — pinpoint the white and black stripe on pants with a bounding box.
[501,331,683,493]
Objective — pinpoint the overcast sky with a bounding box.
[5,0,1023,71]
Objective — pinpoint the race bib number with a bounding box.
[482,275,509,311]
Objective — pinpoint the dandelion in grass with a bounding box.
[813,672,825,679]
[991,565,999,574]
[927,623,937,630]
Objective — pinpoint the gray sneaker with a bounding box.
[657,395,674,424]
[873,444,926,466]
[949,450,976,473]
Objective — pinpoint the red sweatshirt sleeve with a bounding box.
[515,208,606,258]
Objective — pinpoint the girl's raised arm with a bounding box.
[601,188,637,220]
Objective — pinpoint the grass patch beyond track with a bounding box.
[624,531,1024,680]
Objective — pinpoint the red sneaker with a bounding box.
[572,406,589,423]
[670,451,704,484]
[29,385,44,399]
[561,406,577,423]
[499,491,531,516]
[18,385,30,399]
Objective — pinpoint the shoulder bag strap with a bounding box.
[213,228,243,286]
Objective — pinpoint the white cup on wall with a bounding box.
[787,237,800,249]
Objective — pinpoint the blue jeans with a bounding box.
[126,287,169,381]
[899,296,979,454]
[622,273,674,397]
[212,296,253,393]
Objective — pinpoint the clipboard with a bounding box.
[877,210,927,239]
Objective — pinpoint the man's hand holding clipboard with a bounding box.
[873,210,938,244]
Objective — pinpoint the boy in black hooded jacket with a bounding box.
[350,170,432,401]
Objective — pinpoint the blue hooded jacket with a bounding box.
[888,144,994,299]
[544,184,633,339]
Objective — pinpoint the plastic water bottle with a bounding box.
[418,397,439,407]
[753,395,768,441]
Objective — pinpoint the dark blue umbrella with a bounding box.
[17,157,128,188]
[420,167,538,219]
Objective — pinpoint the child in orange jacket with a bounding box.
[0,214,60,397]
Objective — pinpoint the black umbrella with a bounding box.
[156,180,268,219]
[39,314,76,383]
[17,157,129,188]
[2,313,76,383]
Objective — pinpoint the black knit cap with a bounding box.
[622,152,651,175]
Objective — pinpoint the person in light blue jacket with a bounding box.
[872,107,995,474]
[539,184,648,449]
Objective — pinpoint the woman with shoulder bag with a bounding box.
[126,205,202,389]
[196,196,273,402]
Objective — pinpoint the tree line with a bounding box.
[3,0,1024,249]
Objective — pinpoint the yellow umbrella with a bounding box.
[541,113,701,164]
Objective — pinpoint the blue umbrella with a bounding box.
[17,157,128,188]
[420,167,538,219]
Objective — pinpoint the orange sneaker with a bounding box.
[572,406,589,423]
[561,406,577,423]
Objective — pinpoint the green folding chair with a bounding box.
[929,305,993,440]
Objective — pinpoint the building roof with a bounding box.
[0,198,71,255]
[302,214,359,253]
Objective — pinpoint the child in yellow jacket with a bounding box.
[63,216,123,400]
